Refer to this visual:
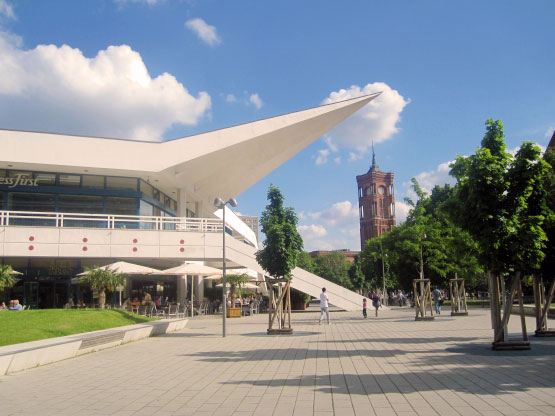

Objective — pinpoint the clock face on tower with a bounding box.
[378,185,386,195]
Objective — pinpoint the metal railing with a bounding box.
[0,210,224,232]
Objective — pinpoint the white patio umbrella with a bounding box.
[204,274,224,281]
[158,263,222,276]
[226,268,259,280]
[158,263,223,317]
[74,261,162,305]
[10,270,23,275]
[76,261,162,276]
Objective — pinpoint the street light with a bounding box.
[379,240,387,306]
[419,233,427,279]
[214,197,238,338]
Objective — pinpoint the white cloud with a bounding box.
[297,224,327,239]
[322,82,409,152]
[225,93,236,103]
[315,149,330,165]
[309,201,358,227]
[114,0,163,6]
[412,160,456,194]
[333,157,341,165]
[249,93,263,109]
[0,0,14,19]
[298,201,367,251]
[544,126,554,139]
[394,201,411,224]
[0,33,211,140]
[185,18,221,46]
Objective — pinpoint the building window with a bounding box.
[373,202,377,216]
[59,174,81,187]
[360,206,364,219]
[359,187,362,198]
[8,192,55,212]
[140,181,155,198]
[106,197,138,215]
[59,195,103,214]
[106,177,138,191]
[82,175,105,189]
[33,172,56,186]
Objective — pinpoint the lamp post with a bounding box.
[380,240,387,305]
[214,197,238,338]
[419,233,426,279]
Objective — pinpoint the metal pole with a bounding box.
[420,241,424,279]
[222,205,227,337]
[380,241,386,306]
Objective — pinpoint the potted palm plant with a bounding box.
[226,273,251,318]
[81,266,124,309]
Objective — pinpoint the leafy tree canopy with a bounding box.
[256,185,303,280]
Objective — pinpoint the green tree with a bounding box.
[256,185,303,280]
[314,252,352,289]
[450,121,550,277]
[81,266,125,309]
[0,264,17,295]
[540,147,555,279]
[348,254,366,293]
[450,120,512,274]
[296,251,316,274]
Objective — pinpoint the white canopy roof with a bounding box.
[0,94,379,205]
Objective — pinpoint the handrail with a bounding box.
[0,210,224,233]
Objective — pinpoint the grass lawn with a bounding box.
[0,309,154,347]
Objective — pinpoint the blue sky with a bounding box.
[0,0,553,251]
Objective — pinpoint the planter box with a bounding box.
[227,308,241,318]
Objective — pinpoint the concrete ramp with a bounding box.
[291,267,364,311]
[223,237,365,311]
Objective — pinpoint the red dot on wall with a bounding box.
[29,236,34,241]
[82,246,88,251]
[180,247,185,253]
[133,238,138,244]
[29,245,34,251]
[133,247,138,252]
[83,237,88,243]
[180,239,184,244]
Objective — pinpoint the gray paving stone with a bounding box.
[0,308,553,416]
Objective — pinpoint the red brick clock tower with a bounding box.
[356,147,396,249]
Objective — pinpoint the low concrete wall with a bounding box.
[0,318,188,377]
[511,305,555,319]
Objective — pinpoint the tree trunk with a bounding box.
[99,289,106,309]
[230,283,237,307]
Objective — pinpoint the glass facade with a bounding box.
[0,169,177,218]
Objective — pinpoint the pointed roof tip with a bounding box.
[370,141,380,172]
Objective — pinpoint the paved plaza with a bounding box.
[1,306,554,416]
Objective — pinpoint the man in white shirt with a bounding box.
[319,287,330,325]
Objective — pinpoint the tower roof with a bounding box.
[369,142,380,172]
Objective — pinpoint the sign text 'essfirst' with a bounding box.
[0,174,39,188]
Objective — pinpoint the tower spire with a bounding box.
[370,141,380,171]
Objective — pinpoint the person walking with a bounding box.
[372,289,381,318]
[372,290,381,317]
[362,298,367,318]
[319,287,330,325]
[432,287,442,314]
